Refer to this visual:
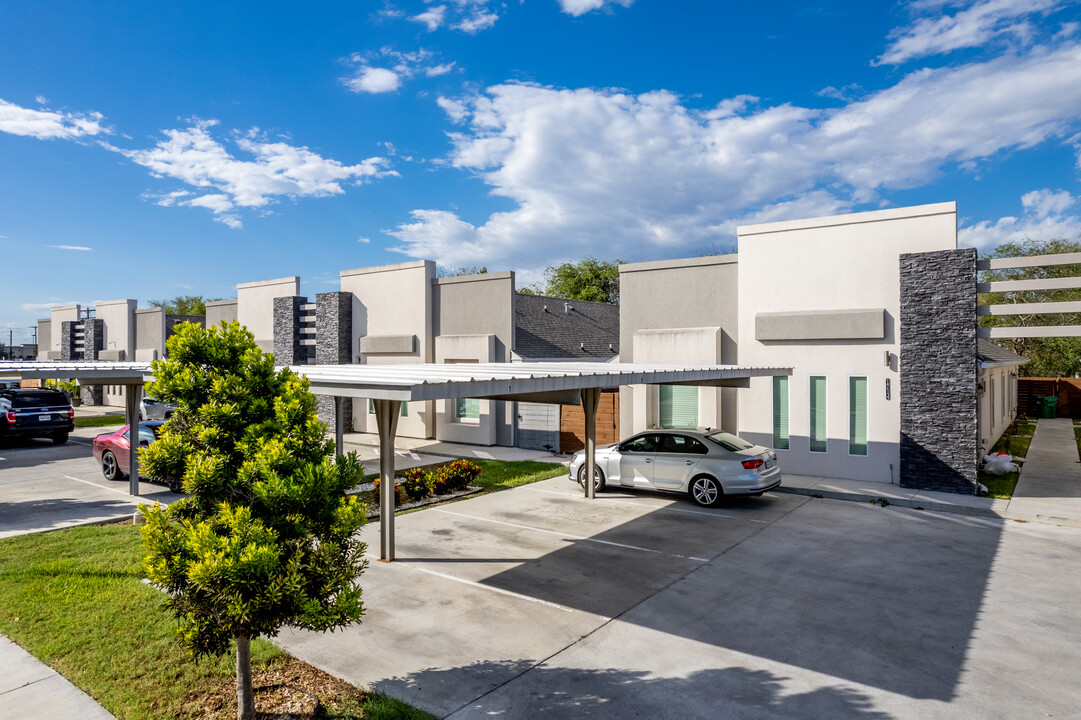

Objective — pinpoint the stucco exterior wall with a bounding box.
[94,299,137,362]
[341,261,435,439]
[434,334,499,445]
[979,366,1019,455]
[50,305,80,354]
[237,277,299,352]
[737,202,958,485]
[619,255,739,434]
[206,299,238,327]
[434,272,516,445]
[135,308,165,361]
[36,319,51,361]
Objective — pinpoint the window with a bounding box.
[659,434,708,454]
[455,397,479,420]
[809,376,827,453]
[704,431,755,452]
[849,377,867,456]
[772,376,789,450]
[620,434,658,453]
[659,385,698,428]
[368,399,408,416]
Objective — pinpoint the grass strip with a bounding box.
[0,523,431,720]
[362,459,566,510]
[74,415,127,428]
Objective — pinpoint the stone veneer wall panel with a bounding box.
[60,321,77,361]
[82,319,104,361]
[315,292,353,428]
[899,248,977,493]
[273,296,305,366]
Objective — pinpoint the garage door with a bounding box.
[517,402,561,452]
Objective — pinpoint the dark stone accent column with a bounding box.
[899,248,978,493]
[80,385,103,406]
[273,296,304,365]
[82,319,104,361]
[60,321,77,361]
[315,292,353,428]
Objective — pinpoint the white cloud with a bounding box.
[453,8,499,32]
[357,235,371,243]
[389,42,1081,270]
[344,67,402,94]
[34,95,47,105]
[0,98,109,140]
[411,4,446,30]
[342,48,455,94]
[22,301,78,311]
[46,244,92,251]
[878,0,1064,64]
[557,0,635,17]
[960,189,1081,248]
[113,120,394,228]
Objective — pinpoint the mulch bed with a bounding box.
[180,658,365,719]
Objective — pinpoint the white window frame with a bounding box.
[848,376,868,457]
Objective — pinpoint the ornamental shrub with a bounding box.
[442,459,482,492]
[400,468,433,501]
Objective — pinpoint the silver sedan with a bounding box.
[568,429,782,507]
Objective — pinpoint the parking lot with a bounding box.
[278,475,1081,719]
[3,437,1081,719]
[0,426,177,538]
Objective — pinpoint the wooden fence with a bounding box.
[1018,377,1081,418]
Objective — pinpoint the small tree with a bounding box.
[139,321,367,720]
[541,257,622,304]
[149,294,221,316]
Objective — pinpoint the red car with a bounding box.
[92,421,165,483]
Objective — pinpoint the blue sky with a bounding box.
[2,0,1081,343]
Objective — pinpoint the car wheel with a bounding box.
[52,431,69,445]
[577,463,605,493]
[168,478,183,494]
[689,475,723,507]
[101,451,124,481]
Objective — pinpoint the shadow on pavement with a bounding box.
[0,496,137,536]
[388,660,896,719]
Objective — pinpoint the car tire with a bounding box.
[168,478,183,494]
[577,463,605,493]
[689,475,723,507]
[52,431,69,445]
[101,451,124,481]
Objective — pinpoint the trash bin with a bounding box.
[1036,395,1058,419]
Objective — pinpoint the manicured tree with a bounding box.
[139,321,367,720]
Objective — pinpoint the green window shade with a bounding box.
[659,385,698,428]
[849,377,867,456]
[456,397,480,420]
[809,376,827,453]
[772,376,790,450]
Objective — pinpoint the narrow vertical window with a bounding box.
[456,397,480,420]
[849,377,867,456]
[809,376,827,453]
[772,376,789,450]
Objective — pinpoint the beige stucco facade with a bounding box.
[237,276,300,352]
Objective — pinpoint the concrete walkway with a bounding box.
[0,635,115,719]
[779,417,1081,529]
[1003,418,1081,527]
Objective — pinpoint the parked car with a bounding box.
[139,397,177,421]
[92,421,169,486]
[568,428,782,507]
[0,388,75,445]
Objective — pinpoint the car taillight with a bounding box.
[742,458,764,470]
[5,411,15,424]
[69,407,75,420]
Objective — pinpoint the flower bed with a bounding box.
[371,459,483,508]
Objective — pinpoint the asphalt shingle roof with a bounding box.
[977,339,1029,367]
[514,293,619,360]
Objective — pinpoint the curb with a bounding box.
[774,485,1005,520]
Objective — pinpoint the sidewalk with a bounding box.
[778,418,1081,529]
[0,635,115,719]
[1003,418,1081,528]
[338,431,569,475]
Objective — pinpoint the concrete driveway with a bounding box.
[0,427,177,538]
[278,476,1081,719]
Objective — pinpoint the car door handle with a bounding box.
[685,460,694,465]
[645,459,651,463]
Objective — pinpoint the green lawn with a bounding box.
[0,523,430,720]
[978,417,1036,500]
[74,415,126,428]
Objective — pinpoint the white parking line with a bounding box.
[403,565,583,614]
[527,486,771,523]
[433,508,709,562]
[63,474,140,500]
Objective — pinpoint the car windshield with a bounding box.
[11,392,68,407]
[124,425,162,444]
[704,431,755,452]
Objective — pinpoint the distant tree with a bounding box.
[540,257,623,304]
[139,321,368,720]
[979,237,1081,377]
[694,242,737,257]
[149,295,220,316]
[437,265,488,277]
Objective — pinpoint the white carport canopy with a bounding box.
[1,360,793,561]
